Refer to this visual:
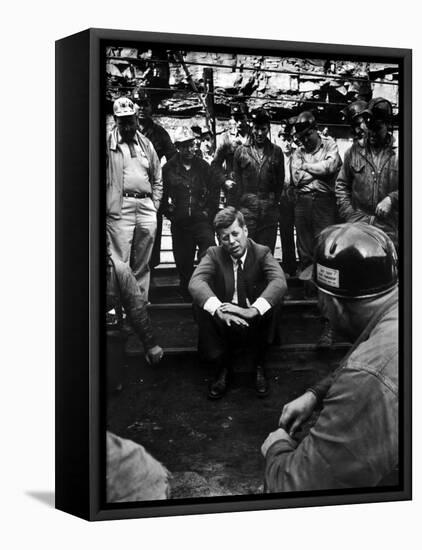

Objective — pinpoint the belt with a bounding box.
[298,190,330,198]
[123,191,152,199]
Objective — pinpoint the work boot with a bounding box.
[208,367,229,399]
[316,322,334,349]
[255,365,269,397]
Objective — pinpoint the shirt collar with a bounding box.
[231,249,247,265]
[117,131,139,146]
[300,133,324,155]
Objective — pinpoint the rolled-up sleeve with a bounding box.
[305,139,342,178]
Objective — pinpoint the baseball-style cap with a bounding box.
[113,97,136,117]
[174,126,195,144]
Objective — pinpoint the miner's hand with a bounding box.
[279,391,318,437]
[375,196,392,217]
[146,345,164,365]
[224,179,236,191]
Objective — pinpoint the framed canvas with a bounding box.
[55,28,412,521]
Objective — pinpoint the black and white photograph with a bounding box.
[103,39,407,506]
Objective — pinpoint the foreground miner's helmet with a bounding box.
[340,100,369,124]
[313,223,398,299]
[251,108,271,125]
[363,97,393,125]
[293,111,317,138]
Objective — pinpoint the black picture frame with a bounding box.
[55,28,412,521]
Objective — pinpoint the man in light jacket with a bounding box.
[106,96,162,300]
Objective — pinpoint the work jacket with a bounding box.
[106,128,163,218]
[231,139,284,225]
[335,136,398,245]
[211,130,251,188]
[140,119,176,161]
[265,291,398,491]
[162,153,219,224]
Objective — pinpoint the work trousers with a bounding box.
[149,212,163,269]
[295,193,336,270]
[193,304,276,367]
[278,196,297,276]
[107,196,157,300]
[171,218,216,294]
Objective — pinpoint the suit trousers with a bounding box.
[171,219,216,294]
[193,304,275,367]
[107,196,157,301]
[294,193,336,270]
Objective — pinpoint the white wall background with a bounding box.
[0,1,419,548]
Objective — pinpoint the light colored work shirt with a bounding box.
[120,136,152,194]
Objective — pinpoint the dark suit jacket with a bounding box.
[188,239,286,308]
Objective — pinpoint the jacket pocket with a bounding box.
[350,160,365,174]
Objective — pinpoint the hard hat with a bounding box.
[251,108,271,125]
[113,97,136,117]
[230,102,248,117]
[313,223,398,299]
[174,126,195,144]
[363,97,393,124]
[133,88,151,105]
[340,100,369,124]
[293,111,317,138]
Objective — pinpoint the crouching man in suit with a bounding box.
[188,207,287,399]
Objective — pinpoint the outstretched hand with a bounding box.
[278,391,318,437]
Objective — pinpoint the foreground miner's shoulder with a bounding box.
[106,432,170,502]
[262,223,399,491]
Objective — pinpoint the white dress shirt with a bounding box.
[203,249,271,316]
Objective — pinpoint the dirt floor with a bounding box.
[107,348,346,499]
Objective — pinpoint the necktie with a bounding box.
[236,259,247,308]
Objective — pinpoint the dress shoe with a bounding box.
[255,365,269,397]
[208,367,229,399]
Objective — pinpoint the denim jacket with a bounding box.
[265,291,398,492]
